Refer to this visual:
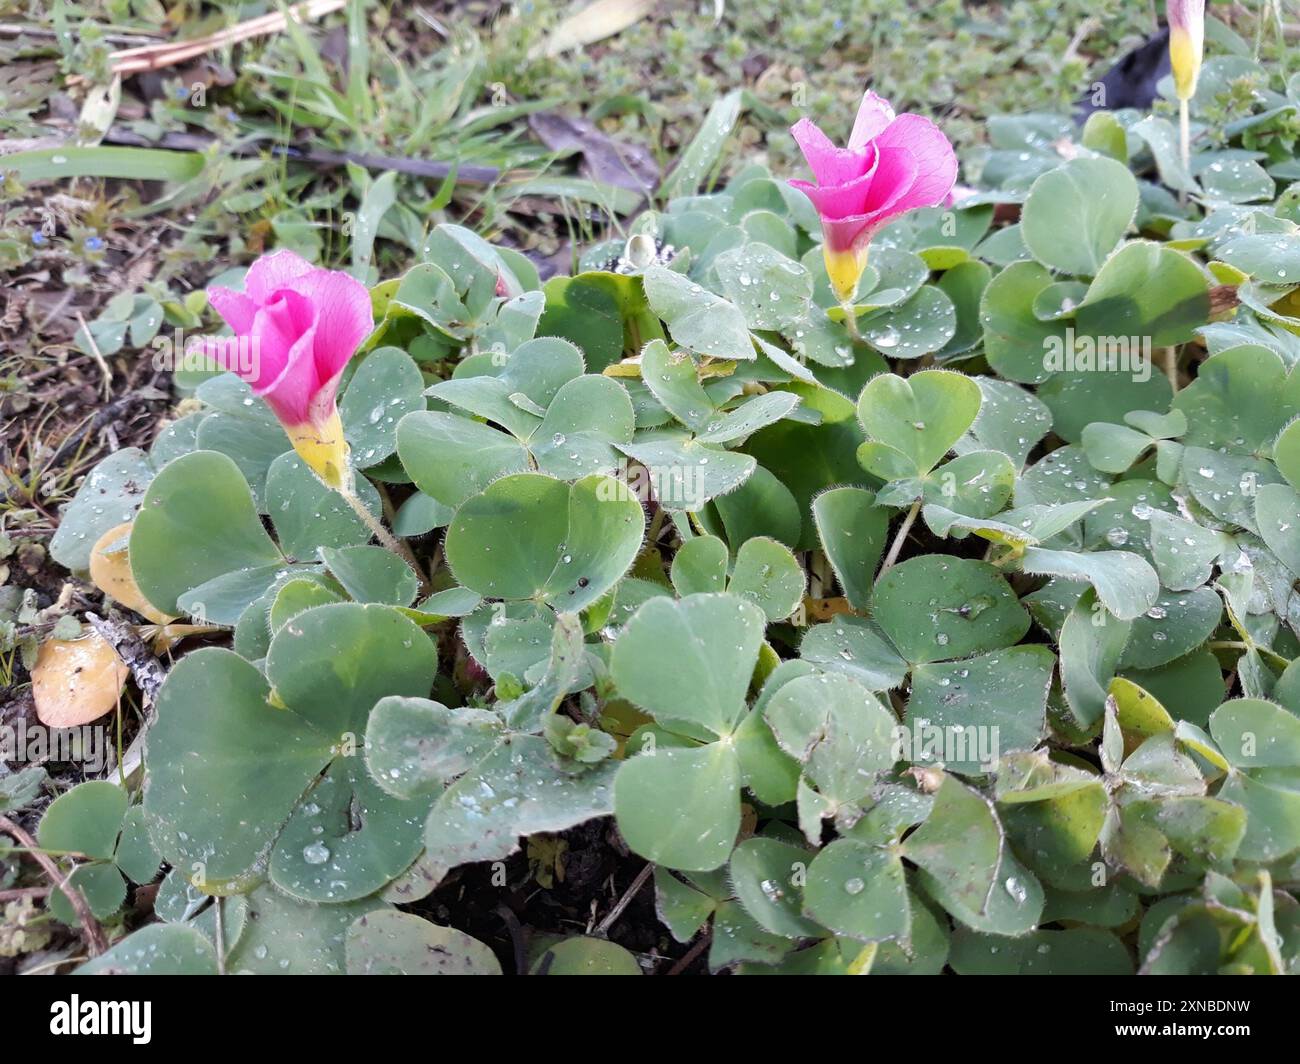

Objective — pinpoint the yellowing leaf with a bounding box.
[1107,678,1175,758]
[32,634,128,728]
[89,522,173,624]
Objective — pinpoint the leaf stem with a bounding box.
[647,504,667,545]
[338,484,430,594]
[214,895,226,976]
[0,886,51,901]
[665,930,712,975]
[842,300,860,340]
[880,500,922,574]
[846,941,878,975]
[1164,346,1180,392]
[1178,97,1191,205]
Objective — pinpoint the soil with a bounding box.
[416,819,705,974]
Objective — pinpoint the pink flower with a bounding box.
[1167,0,1205,101]
[789,91,957,303]
[206,250,373,489]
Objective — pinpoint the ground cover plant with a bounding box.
[4,1,1300,976]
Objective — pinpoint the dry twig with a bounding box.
[0,814,107,956]
[64,0,345,84]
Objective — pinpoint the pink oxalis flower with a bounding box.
[1168,0,1206,101]
[206,249,373,490]
[789,91,957,304]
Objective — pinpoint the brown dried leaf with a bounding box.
[803,596,852,623]
[533,0,656,59]
[529,112,659,193]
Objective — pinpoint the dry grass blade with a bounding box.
[533,0,656,59]
[106,0,346,76]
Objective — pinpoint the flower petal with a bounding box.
[862,144,920,216]
[873,113,958,213]
[790,175,866,222]
[1167,0,1206,33]
[817,147,920,254]
[847,90,896,152]
[280,268,374,384]
[200,335,259,382]
[820,214,878,256]
[790,117,873,188]
[243,248,316,304]
[250,290,320,426]
[206,286,259,335]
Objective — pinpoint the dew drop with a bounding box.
[302,842,331,865]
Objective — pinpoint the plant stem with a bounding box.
[491,903,527,974]
[1164,346,1180,392]
[214,895,226,976]
[596,862,653,936]
[842,301,860,340]
[1178,97,1191,204]
[665,930,712,975]
[338,485,429,594]
[646,505,666,545]
[0,886,51,901]
[0,815,106,956]
[880,500,921,574]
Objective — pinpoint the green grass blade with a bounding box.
[1,146,205,182]
[658,89,742,199]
